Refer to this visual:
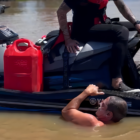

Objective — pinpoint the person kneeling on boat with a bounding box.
[62,84,127,127]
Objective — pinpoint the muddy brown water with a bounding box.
[0,0,140,139]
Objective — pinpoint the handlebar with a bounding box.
[0,5,10,14]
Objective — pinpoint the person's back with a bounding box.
[65,0,109,42]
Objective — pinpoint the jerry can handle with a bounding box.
[13,38,40,51]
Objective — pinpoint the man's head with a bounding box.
[96,96,127,123]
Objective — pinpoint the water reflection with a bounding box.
[0,0,64,42]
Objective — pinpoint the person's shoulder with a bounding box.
[86,114,104,127]
[97,121,104,127]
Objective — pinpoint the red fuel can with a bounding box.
[4,38,43,92]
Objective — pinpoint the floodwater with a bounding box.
[1,112,140,140]
[0,0,140,140]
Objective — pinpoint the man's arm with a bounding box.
[113,0,136,24]
[62,85,104,127]
[57,2,80,53]
[57,2,71,42]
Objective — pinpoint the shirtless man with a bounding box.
[62,84,127,127]
[57,0,140,92]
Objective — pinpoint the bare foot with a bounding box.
[112,78,122,89]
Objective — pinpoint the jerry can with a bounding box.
[4,38,43,92]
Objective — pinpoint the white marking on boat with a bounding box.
[124,89,140,93]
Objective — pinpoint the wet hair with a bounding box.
[107,96,127,122]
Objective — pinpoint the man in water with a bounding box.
[62,84,127,127]
[57,0,140,92]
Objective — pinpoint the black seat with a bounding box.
[43,31,138,72]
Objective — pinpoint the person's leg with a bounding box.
[113,21,136,31]
[87,24,130,90]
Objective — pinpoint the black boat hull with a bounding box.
[0,88,140,116]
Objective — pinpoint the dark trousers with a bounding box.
[73,23,129,79]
